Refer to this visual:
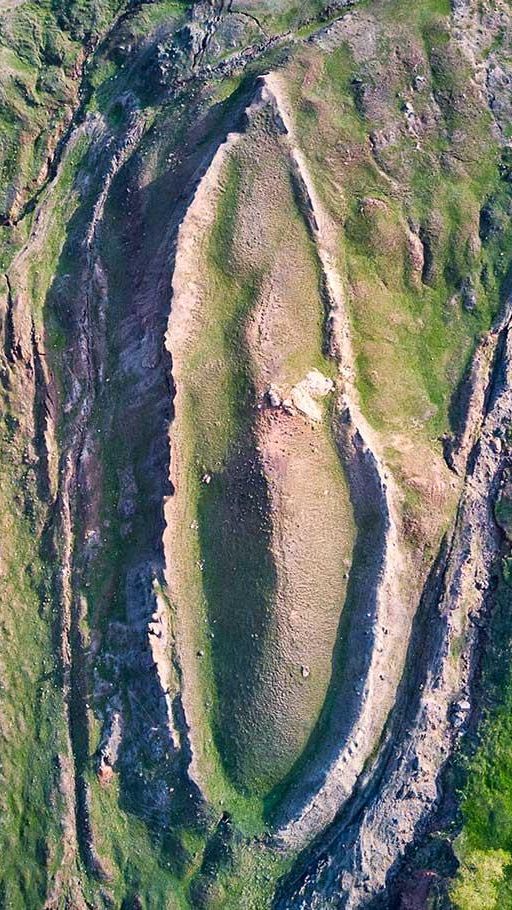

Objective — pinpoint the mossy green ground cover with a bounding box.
[451,566,512,909]
[3,0,512,907]
[288,3,508,444]
[0,411,69,907]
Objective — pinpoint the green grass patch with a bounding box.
[0,415,69,908]
[451,563,512,908]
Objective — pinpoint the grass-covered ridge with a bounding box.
[0,417,69,910]
[276,0,512,569]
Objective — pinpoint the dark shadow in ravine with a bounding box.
[196,434,278,791]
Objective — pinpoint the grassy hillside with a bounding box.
[1,0,512,908]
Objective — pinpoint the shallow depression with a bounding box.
[166,97,355,798]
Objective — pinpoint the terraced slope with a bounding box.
[2,1,512,909]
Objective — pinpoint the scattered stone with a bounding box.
[301,665,310,679]
[290,369,335,422]
[449,698,471,728]
[118,465,137,519]
[201,473,211,485]
[360,196,388,214]
[98,762,115,786]
[461,276,477,312]
[407,227,424,274]
[268,385,281,407]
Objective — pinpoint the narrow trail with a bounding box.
[447,296,512,474]
[0,0,26,12]
[260,73,408,850]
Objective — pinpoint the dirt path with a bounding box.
[0,0,26,11]
[447,297,512,473]
[261,72,411,849]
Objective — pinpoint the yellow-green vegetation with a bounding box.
[190,837,292,910]
[0,0,129,223]
[285,7,507,443]
[87,771,292,910]
[85,774,192,908]
[452,848,512,910]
